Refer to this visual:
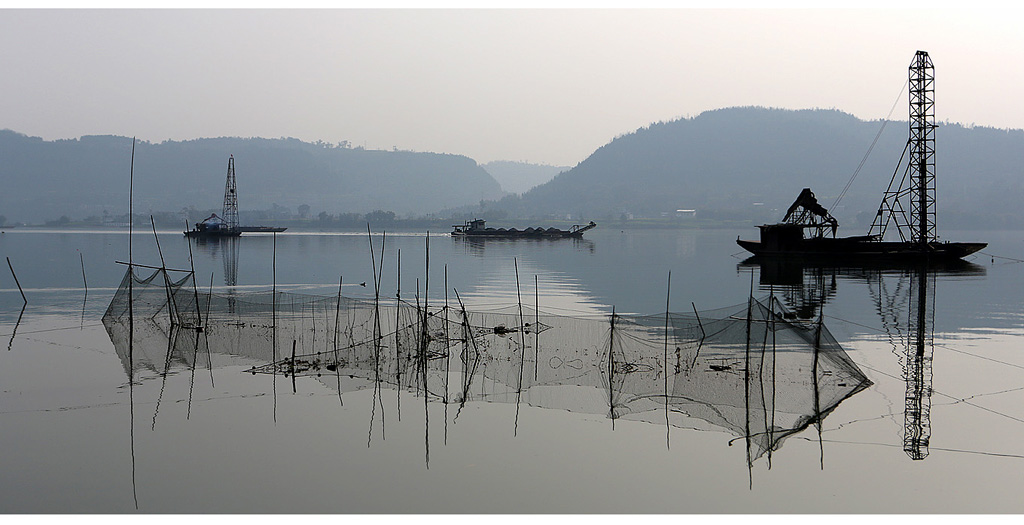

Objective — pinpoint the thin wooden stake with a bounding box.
[609,305,617,430]
[151,215,177,327]
[744,270,754,489]
[272,232,277,423]
[80,252,88,327]
[184,220,202,330]
[127,136,138,510]
[334,275,344,407]
[205,272,215,387]
[128,137,135,274]
[692,301,705,339]
[443,264,450,445]
[395,248,402,419]
[80,252,88,296]
[690,301,705,366]
[422,232,431,468]
[664,271,671,449]
[291,340,297,394]
[366,225,387,444]
[768,286,777,469]
[187,324,200,420]
[534,274,539,382]
[514,258,526,437]
[415,280,421,396]
[150,215,167,269]
[6,257,26,304]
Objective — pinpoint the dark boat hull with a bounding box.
[185,226,286,237]
[451,220,596,239]
[452,230,587,239]
[184,229,241,238]
[737,237,986,262]
[237,226,287,233]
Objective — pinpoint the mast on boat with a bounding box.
[909,51,937,245]
[871,51,937,244]
[222,155,239,231]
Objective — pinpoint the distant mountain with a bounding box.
[0,132,503,224]
[481,160,570,194]
[7,108,1024,230]
[496,107,1024,230]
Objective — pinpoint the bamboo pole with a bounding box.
[534,274,539,382]
[609,305,616,430]
[291,340,297,394]
[272,232,277,423]
[395,248,402,418]
[366,224,387,444]
[6,257,26,304]
[514,258,526,437]
[664,271,671,449]
[205,272,215,386]
[443,264,450,445]
[184,220,202,330]
[151,216,177,327]
[334,275,344,407]
[423,232,430,467]
[80,252,88,296]
[127,136,138,510]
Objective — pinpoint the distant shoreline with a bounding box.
[5,221,1019,234]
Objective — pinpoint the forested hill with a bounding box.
[0,132,503,224]
[497,107,1024,229]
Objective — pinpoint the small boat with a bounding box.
[738,51,985,262]
[451,218,597,239]
[184,213,241,238]
[184,155,287,238]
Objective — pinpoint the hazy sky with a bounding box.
[3,8,1023,166]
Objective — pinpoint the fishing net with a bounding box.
[103,266,201,328]
[103,266,872,462]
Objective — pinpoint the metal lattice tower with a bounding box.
[222,155,239,230]
[909,51,936,244]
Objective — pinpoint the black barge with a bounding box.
[452,219,596,239]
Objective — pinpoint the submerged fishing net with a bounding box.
[103,266,872,463]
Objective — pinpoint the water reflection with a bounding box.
[8,229,1024,512]
[189,236,239,287]
[740,256,986,460]
[102,265,872,479]
[739,257,985,319]
[453,236,596,256]
[7,302,25,351]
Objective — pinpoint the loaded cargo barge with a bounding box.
[452,219,596,239]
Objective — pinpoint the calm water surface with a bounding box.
[1,227,1022,513]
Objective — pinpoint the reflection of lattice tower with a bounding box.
[909,51,936,244]
[903,269,933,460]
[222,155,239,230]
[221,237,239,287]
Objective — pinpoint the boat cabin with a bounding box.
[756,223,807,252]
[194,213,234,233]
[453,218,488,234]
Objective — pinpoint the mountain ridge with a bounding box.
[0,131,503,223]
[494,107,1024,230]
[5,106,1024,230]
